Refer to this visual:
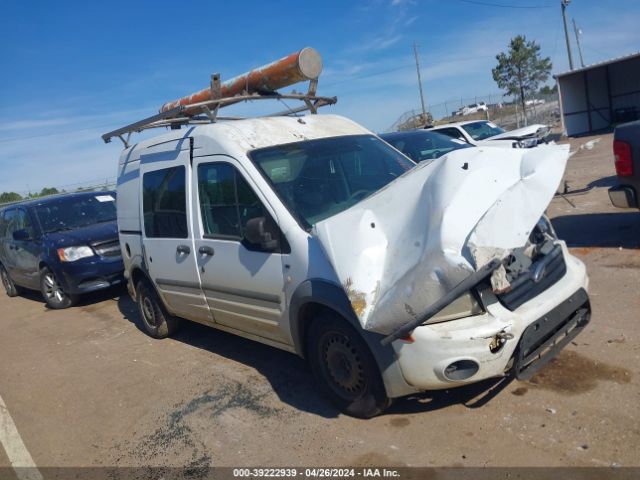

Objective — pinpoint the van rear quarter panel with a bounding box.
[117,148,142,277]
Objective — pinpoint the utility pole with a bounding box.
[572,18,586,68]
[561,0,574,70]
[413,42,428,123]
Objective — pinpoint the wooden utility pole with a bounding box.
[561,0,574,70]
[413,42,427,122]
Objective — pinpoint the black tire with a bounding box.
[0,263,22,297]
[136,279,179,339]
[40,267,77,309]
[307,313,391,418]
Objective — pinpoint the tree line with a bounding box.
[0,186,101,205]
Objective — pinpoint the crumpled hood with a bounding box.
[313,144,569,335]
[489,124,550,141]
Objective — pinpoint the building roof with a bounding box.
[554,51,640,79]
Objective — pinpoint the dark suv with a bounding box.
[0,191,124,308]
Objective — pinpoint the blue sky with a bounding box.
[1,0,639,194]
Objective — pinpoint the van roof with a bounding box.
[122,114,370,161]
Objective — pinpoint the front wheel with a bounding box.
[40,267,77,309]
[307,314,391,418]
[136,280,180,339]
[1,264,22,297]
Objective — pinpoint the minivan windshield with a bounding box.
[250,135,415,227]
[461,121,505,141]
[33,193,117,234]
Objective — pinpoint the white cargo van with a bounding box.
[104,49,589,417]
[106,109,590,418]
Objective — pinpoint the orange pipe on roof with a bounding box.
[159,47,323,114]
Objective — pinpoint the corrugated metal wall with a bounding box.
[558,56,640,136]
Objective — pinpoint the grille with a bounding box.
[92,239,122,258]
[497,244,566,311]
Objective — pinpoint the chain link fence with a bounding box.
[389,92,561,132]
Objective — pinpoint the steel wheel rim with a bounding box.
[141,296,158,327]
[43,272,65,303]
[321,332,366,398]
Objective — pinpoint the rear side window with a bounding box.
[2,208,32,238]
[197,163,270,239]
[143,166,188,238]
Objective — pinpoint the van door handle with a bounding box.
[176,245,191,255]
[198,246,214,256]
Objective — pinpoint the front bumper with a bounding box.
[391,242,589,392]
[608,185,638,209]
[55,256,125,295]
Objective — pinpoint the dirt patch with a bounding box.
[511,387,528,396]
[389,417,410,428]
[570,247,600,256]
[527,350,631,394]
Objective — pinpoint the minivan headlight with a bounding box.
[57,246,94,262]
[423,291,484,325]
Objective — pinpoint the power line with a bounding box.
[455,0,554,8]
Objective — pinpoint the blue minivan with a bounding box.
[0,191,124,308]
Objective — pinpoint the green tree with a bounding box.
[39,187,59,197]
[539,84,558,95]
[0,192,23,204]
[492,35,552,120]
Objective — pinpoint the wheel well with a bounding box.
[38,261,48,271]
[130,267,148,295]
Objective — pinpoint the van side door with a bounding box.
[139,141,213,324]
[191,156,290,346]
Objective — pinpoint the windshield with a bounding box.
[461,121,505,141]
[34,193,117,233]
[250,135,415,227]
[381,131,471,163]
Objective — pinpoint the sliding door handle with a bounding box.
[198,246,215,256]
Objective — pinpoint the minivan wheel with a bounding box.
[307,314,391,418]
[0,264,22,297]
[136,280,179,339]
[40,267,77,309]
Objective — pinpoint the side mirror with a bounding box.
[12,229,30,241]
[244,217,279,252]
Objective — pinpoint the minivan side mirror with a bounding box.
[12,229,30,241]
[244,217,279,252]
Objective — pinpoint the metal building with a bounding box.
[555,52,640,136]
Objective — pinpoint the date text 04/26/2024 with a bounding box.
[232,468,401,478]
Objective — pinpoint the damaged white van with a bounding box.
[108,111,590,418]
[106,46,589,417]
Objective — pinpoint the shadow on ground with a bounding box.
[552,211,640,249]
[117,295,511,419]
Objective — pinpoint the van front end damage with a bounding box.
[314,144,591,391]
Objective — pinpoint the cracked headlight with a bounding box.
[423,291,484,325]
[57,246,95,262]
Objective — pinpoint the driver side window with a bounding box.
[197,163,269,240]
